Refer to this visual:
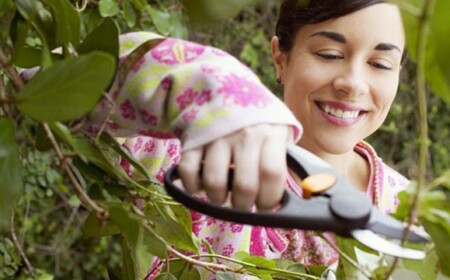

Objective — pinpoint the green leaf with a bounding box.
[122,0,137,28]
[16,52,116,122]
[99,0,120,17]
[121,236,136,280]
[48,123,118,176]
[149,216,199,252]
[154,273,177,280]
[0,0,15,46]
[35,124,52,151]
[180,0,253,24]
[401,0,450,103]
[216,272,237,280]
[82,211,120,237]
[238,254,277,276]
[431,0,450,102]
[163,259,199,280]
[335,237,359,279]
[0,118,23,230]
[431,169,450,190]
[421,218,450,276]
[15,0,54,67]
[99,134,150,180]
[42,0,81,47]
[168,203,193,237]
[145,5,172,36]
[403,249,439,280]
[108,203,167,278]
[79,17,119,58]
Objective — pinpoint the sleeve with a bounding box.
[86,32,302,151]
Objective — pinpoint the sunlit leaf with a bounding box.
[99,0,120,17]
[149,216,199,252]
[0,118,23,230]
[16,52,116,122]
[431,169,450,190]
[403,249,439,280]
[122,0,137,28]
[79,17,119,58]
[145,5,172,36]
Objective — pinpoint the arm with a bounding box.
[88,32,303,209]
[87,32,301,149]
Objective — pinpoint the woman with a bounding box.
[85,0,409,277]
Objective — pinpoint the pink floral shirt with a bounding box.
[86,32,409,279]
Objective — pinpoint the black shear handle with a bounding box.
[164,144,372,236]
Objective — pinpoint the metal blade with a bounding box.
[351,229,425,260]
[367,208,430,242]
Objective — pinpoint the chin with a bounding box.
[318,139,359,155]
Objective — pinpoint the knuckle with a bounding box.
[203,174,227,191]
[177,161,198,176]
[233,180,258,197]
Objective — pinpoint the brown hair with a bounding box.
[275,0,385,53]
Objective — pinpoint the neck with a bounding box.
[297,140,369,192]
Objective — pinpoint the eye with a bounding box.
[369,59,393,70]
[315,51,343,60]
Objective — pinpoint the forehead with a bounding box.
[295,3,405,49]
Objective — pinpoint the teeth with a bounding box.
[319,103,359,119]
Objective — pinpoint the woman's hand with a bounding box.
[178,124,293,210]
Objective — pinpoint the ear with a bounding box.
[271,36,286,83]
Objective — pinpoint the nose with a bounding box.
[332,63,369,97]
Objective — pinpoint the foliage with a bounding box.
[0,0,449,279]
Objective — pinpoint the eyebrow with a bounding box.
[310,31,346,43]
[310,31,401,53]
[374,43,401,53]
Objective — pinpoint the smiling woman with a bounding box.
[272,2,405,191]
[77,0,411,278]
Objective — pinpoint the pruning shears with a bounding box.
[164,143,429,259]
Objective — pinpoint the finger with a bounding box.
[178,147,203,193]
[231,139,262,210]
[256,132,288,210]
[202,140,232,205]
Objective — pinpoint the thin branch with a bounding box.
[139,206,320,279]
[95,92,115,139]
[384,0,435,278]
[0,48,25,89]
[42,123,108,220]
[10,213,37,278]
[0,77,12,117]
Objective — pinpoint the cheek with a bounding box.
[283,64,330,107]
[375,77,399,110]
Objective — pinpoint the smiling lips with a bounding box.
[316,101,367,126]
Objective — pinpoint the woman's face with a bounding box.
[272,3,405,156]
